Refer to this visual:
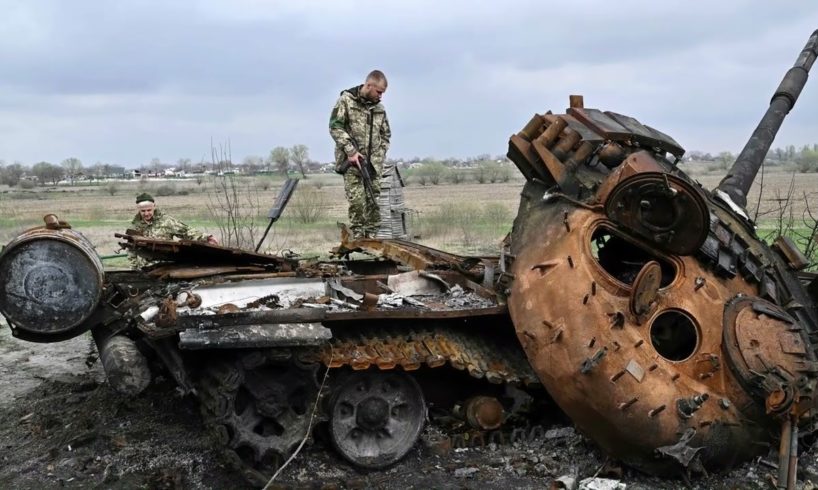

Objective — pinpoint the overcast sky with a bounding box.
[1,1,817,168]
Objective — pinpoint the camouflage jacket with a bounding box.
[128,210,209,268]
[329,85,391,173]
[129,209,208,241]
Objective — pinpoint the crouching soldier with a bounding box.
[127,192,218,268]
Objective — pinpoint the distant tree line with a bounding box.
[0,158,130,188]
[7,143,816,189]
[686,144,818,172]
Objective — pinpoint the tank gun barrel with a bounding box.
[717,29,818,208]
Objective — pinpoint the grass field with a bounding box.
[1,163,817,267]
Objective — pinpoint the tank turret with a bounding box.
[505,30,818,481]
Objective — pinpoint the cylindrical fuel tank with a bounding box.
[0,217,104,342]
[94,332,151,396]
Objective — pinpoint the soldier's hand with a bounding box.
[348,152,363,168]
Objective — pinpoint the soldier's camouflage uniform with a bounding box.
[128,209,209,268]
[329,85,391,238]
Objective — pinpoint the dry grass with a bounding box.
[1,168,817,259]
[0,178,522,257]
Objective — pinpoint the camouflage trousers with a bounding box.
[344,169,381,238]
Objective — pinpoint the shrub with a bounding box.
[414,162,447,185]
[290,186,328,224]
[155,184,177,196]
[447,171,467,185]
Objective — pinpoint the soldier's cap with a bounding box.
[135,192,155,204]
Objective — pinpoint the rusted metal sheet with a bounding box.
[146,265,270,279]
[567,107,632,140]
[336,227,494,281]
[604,111,685,157]
[116,233,297,271]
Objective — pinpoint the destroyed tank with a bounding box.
[1,29,817,488]
[505,29,818,484]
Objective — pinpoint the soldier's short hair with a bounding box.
[366,70,388,87]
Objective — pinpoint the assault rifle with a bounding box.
[346,133,378,207]
[356,156,378,207]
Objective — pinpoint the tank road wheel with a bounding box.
[197,351,320,487]
[328,370,427,469]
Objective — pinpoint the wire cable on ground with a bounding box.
[263,346,333,489]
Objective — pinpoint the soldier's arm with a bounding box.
[329,97,358,157]
[165,215,208,241]
[128,253,144,269]
[372,112,391,163]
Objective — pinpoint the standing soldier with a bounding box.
[329,70,391,239]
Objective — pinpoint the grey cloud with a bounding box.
[0,0,817,165]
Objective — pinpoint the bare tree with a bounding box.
[269,147,291,176]
[241,155,264,175]
[32,162,64,186]
[177,158,192,173]
[206,142,262,249]
[290,144,309,179]
[61,157,83,185]
[792,191,818,269]
[0,162,25,187]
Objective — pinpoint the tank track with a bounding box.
[196,349,321,488]
[198,325,539,487]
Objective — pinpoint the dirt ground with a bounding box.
[3,320,818,490]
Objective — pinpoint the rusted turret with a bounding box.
[718,29,818,209]
[505,30,818,483]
